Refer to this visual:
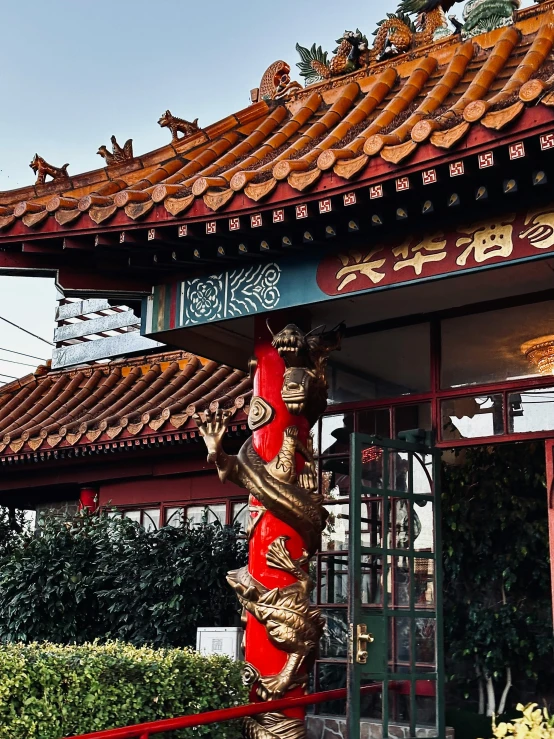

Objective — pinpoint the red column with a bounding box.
[245,316,311,720]
[78,486,99,513]
[547,441,554,629]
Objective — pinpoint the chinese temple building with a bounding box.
[2,0,554,737]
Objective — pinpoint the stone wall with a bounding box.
[307,715,455,739]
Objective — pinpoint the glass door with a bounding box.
[347,433,444,739]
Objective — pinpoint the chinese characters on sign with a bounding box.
[316,207,554,296]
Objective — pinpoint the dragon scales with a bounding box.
[195,321,343,739]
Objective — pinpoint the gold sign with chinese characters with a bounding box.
[316,207,554,296]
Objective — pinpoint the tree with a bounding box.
[0,506,26,561]
[442,442,554,717]
[0,513,247,647]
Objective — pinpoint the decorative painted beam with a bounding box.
[143,203,554,340]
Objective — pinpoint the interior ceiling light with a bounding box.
[521,335,554,375]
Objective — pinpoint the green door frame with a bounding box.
[347,433,445,738]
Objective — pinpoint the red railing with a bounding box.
[59,684,384,739]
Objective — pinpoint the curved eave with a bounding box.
[0,5,554,239]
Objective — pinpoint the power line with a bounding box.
[0,347,46,361]
[0,357,38,368]
[0,372,18,380]
[0,316,53,346]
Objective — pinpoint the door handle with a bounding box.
[356,623,375,664]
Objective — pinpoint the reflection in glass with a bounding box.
[415,559,435,608]
[390,617,411,673]
[361,445,385,489]
[415,618,436,667]
[320,609,349,658]
[315,663,347,716]
[441,302,554,388]
[414,501,434,553]
[441,395,504,440]
[165,507,184,527]
[319,555,348,604]
[389,498,412,551]
[395,403,432,434]
[388,555,410,608]
[321,414,353,455]
[327,323,431,404]
[321,461,350,499]
[358,409,390,437]
[361,499,383,549]
[361,554,383,606]
[142,508,160,532]
[390,682,411,724]
[322,503,349,551]
[417,693,438,728]
[232,502,248,534]
[187,504,226,526]
[412,453,433,495]
[508,388,554,433]
[361,681,383,720]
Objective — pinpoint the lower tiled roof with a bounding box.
[0,351,251,461]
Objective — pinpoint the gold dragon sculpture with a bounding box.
[195,323,343,739]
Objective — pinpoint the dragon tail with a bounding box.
[295,42,330,85]
[310,60,331,80]
[244,713,307,739]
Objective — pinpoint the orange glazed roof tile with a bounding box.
[1,3,554,236]
[0,351,251,463]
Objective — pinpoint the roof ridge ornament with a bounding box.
[158,110,200,143]
[29,154,69,185]
[97,135,134,165]
[461,0,521,38]
[295,0,523,85]
[257,60,303,101]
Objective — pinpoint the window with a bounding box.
[441,301,554,389]
[110,500,248,531]
[328,324,431,404]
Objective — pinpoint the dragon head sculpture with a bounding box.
[269,322,344,422]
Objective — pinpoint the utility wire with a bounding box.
[0,347,46,361]
[0,357,40,368]
[0,316,53,347]
[0,372,18,380]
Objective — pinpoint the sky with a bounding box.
[0,0,536,381]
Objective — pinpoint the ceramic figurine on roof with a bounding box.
[460,0,521,37]
[97,135,134,165]
[158,110,200,143]
[296,30,369,84]
[29,154,69,185]
[259,61,303,101]
[373,0,463,54]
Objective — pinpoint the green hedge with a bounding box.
[0,642,247,739]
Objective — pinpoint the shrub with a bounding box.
[0,513,247,647]
[0,641,247,739]
[481,703,554,738]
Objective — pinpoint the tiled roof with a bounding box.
[1,4,554,235]
[0,351,251,462]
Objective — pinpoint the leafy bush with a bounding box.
[481,703,554,738]
[0,641,247,739]
[0,513,247,647]
[0,506,26,559]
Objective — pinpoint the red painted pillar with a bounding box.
[547,441,554,629]
[245,315,311,720]
[78,486,99,513]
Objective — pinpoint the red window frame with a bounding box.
[108,498,249,531]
